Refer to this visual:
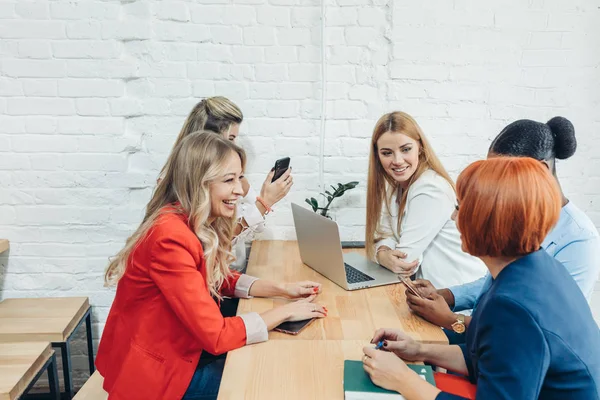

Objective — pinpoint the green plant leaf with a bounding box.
[325,190,333,196]
[344,181,359,189]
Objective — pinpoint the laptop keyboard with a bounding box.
[344,263,375,284]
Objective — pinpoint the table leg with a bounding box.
[85,311,95,374]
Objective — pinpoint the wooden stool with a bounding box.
[0,342,59,400]
[0,298,94,399]
[73,372,107,400]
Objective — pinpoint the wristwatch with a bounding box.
[450,314,466,334]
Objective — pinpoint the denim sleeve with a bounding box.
[448,276,487,312]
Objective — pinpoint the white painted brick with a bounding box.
[139,61,187,78]
[22,79,57,97]
[265,46,298,63]
[257,7,290,27]
[328,100,368,119]
[0,78,23,96]
[15,2,49,19]
[75,99,109,117]
[49,2,119,20]
[279,83,315,100]
[0,2,14,18]
[232,46,265,63]
[345,27,377,46]
[7,98,74,116]
[29,154,64,171]
[66,60,139,79]
[63,154,127,172]
[358,7,386,27]
[255,65,288,82]
[2,59,66,78]
[521,50,569,67]
[291,8,320,27]
[109,99,143,117]
[276,28,312,45]
[151,79,192,98]
[211,26,244,45]
[264,100,299,117]
[0,154,31,170]
[153,1,190,22]
[140,99,172,116]
[153,22,211,42]
[190,6,224,24]
[66,21,102,39]
[52,40,120,59]
[18,40,52,59]
[57,117,123,135]
[326,7,357,26]
[222,7,257,26]
[326,27,346,46]
[101,21,152,40]
[0,21,65,39]
[25,117,57,134]
[243,27,276,45]
[214,82,249,100]
[289,64,320,82]
[348,84,379,102]
[197,44,234,62]
[326,65,355,83]
[192,81,216,97]
[328,46,363,65]
[122,1,151,18]
[58,79,124,98]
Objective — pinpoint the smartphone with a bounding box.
[398,275,424,299]
[271,157,291,182]
[274,318,314,335]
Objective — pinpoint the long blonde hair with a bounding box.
[159,97,243,178]
[365,112,455,260]
[106,131,246,298]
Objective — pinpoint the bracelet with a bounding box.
[256,196,272,214]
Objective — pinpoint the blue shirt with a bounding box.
[437,250,600,400]
[450,201,600,311]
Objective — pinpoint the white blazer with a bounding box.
[375,169,487,289]
[231,185,265,271]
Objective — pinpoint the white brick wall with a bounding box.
[1,0,599,386]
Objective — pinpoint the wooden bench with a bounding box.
[0,239,8,254]
[0,341,59,400]
[0,297,95,399]
[73,371,107,400]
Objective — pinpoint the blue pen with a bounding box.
[375,341,384,350]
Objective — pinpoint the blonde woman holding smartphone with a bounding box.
[365,112,486,288]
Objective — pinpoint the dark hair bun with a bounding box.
[547,116,576,159]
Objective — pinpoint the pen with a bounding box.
[375,341,384,350]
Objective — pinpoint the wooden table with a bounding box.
[0,240,8,255]
[236,241,447,343]
[0,297,95,399]
[0,342,59,400]
[219,241,447,399]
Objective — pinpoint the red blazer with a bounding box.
[96,209,247,400]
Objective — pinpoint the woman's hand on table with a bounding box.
[260,294,327,330]
[281,281,322,299]
[370,328,423,362]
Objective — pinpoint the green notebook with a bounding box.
[343,360,435,399]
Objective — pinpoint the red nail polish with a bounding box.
[313,287,319,292]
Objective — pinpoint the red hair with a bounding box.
[456,157,561,258]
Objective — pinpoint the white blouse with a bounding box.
[375,169,487,289]
[231,186,265,271]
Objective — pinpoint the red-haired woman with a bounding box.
[360,157,600,399]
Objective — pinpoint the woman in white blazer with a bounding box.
[365,111,486,288]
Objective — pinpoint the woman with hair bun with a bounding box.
[404,116,600,342]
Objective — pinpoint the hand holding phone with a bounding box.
[259,157,293,208]
[399,275,424,299]
[271,157,291,182]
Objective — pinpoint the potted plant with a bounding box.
[305,181,359,218]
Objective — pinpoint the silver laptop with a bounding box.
[291,203,400,291]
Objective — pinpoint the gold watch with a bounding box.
[450,314,466,334]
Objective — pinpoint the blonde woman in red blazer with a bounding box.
[96,132,327,400]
